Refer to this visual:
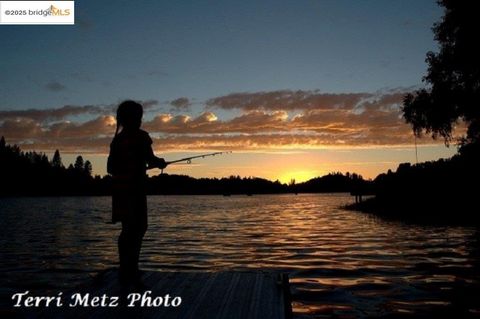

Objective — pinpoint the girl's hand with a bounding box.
[157,158,167,170]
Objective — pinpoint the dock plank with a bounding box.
[34,269,291,319]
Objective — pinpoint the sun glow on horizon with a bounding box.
[278,170,323,184]
[34,143,459,184]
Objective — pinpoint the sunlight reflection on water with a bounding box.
[0,194,479,317]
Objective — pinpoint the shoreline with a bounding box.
[345,196,480,226]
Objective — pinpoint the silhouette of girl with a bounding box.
[107,100,166,284]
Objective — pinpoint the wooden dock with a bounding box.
[34,269,291,319]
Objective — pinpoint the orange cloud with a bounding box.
[0,118,43,138]
[46,115,117,138]
[0,90,460,153]
[206,90,371,111]
[143,110,290,134]
[0,100,158,123]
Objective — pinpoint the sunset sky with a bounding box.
[0,0,460,182]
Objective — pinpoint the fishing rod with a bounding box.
[159,151,231,173]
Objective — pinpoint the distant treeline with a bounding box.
[0,137,370,196]
[0,137,97,196]
[350,143,480,222]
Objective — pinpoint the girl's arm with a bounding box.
[146,146,167,170]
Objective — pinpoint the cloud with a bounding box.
[142,99,160,109]
[144,90,406,136]
[0,100,159,123]
[143,110,289,134]
[146,133,421,152]
[206,90,371,111]
[0,105,103,122]
[0,118,43,139]
[170,97,191,110]
[0,115,116,140]
[0,89,455,153]
[45,81,67,92]
[46,115,116,138]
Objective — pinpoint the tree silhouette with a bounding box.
[84,160,92,177]
[402,1,480,147]
[74,155,84,171]
[51,149,63,168]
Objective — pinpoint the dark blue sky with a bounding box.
[0,0,441,109]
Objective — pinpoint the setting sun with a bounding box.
[278,170,322,184]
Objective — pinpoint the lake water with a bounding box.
[1,194,479,317]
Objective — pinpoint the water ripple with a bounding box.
[1,194,479,317]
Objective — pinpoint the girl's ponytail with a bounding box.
[114,122,119,137]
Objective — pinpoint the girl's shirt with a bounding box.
[107,129,153,180]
